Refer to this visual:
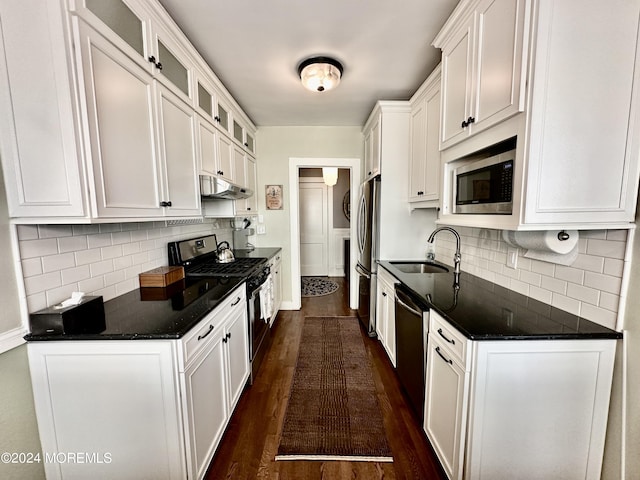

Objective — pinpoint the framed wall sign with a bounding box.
[266,185,283,210]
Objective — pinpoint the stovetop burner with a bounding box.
[168,234,267,278]
[186,257,266,277]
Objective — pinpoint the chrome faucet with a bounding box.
[427,226,462,288]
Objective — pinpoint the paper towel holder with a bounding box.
[558,230,571,241]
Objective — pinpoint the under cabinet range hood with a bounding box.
[200,175,252,200]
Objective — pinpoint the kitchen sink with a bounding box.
[389,261,449,274]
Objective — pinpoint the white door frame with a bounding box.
[289,158,360,310]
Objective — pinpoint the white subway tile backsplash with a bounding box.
[38,225,73,239]
[604,258,625,277]
[75,248,102,266]
[529,285,553,304]
[554,265,585,285]
[435,225,628,329]
[566,283,600,305]
[20,238,58,259]
[587,238,626,259]
[599,292,620,313]
[112,231,133,245]
[580,304,617,330]
[572,254,605,273]
[101,245,123,260]
[24,272,61,296]
[21,258,43,277]
[90,259,114,277]
[60,265,91,285]
[551,293,581,316]
[584,272,622,295]
[16,225,39,240]
[42,253,75,273]
[58,235,88,253]
[87,233,112,249]
[540,276,567,295]
[606,230,628,242]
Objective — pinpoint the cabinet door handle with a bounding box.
[467,116,475,125]
[437,328,455,345]
[226,332,231,340]
[231,296,242,306]
[214,116,221,122]
[156,62,163,71]
[382,292,387,297]
[461,119,468,128]
[435,346,453,365]
[222,336,228,344]
[148,55,156,64]
[197,324,214,341]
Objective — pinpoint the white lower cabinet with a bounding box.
[375,266,398,367]
[181,291,249,479]
[28,284,249,480]
[424,313,470,480]
[424,310,617,480]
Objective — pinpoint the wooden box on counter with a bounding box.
[139,266,185,288]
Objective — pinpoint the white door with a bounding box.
[299,180,329,276]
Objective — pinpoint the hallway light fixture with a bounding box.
[298,57,343,92]
[322,167,338,186]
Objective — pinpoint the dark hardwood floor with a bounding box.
[206,277,447,479]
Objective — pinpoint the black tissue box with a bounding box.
[29,296,106,335]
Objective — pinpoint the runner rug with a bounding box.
[276,316,393,462]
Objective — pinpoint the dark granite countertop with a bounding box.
[25,247,284,342]
[25,276,245,341]
[378,260,622,341]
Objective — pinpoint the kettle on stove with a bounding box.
[215,241,235,263]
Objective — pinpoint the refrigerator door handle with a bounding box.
[355,262,371,279]
[357,191,367,254]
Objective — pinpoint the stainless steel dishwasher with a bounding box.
[394,285,429,422]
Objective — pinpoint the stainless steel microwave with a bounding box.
[453,149,515,214]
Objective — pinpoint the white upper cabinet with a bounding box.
[437,0,640,230]
[434,0,527,150]
[409,65,442,207]
[0,0,257,222]
[77,22,164,217]
[522,0,640,227]
[363,112,381,180]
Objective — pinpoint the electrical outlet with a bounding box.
[257,224,266,235]
[258,214,264,223]
[506,247,518,269]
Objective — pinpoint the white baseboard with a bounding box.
[0,327,26,354]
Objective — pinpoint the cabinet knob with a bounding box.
[156,62,163,71]
[466,116,475,125]
[214,116,221,122]
[461,119,468,128]
[148,55,156,64]
[244,142,249,147]
[160,201,172,207]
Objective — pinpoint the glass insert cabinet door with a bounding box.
[85,0,144,57]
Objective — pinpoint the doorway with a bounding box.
[288,158,360,310]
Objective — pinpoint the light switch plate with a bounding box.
[507,247,518,269]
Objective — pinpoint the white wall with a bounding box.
[0,162,44,479]
[254,126,363,307]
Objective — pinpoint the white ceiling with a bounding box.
[158,0,459,127]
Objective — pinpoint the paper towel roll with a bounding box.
[502,230,579,266]
[507,230,578,254]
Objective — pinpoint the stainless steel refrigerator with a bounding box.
[355,176,380,336]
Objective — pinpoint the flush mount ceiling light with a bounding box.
[298,57,343,92]
[322,167,338,186]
